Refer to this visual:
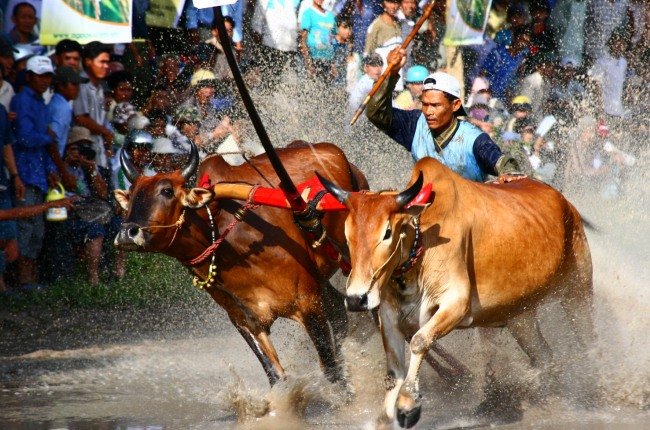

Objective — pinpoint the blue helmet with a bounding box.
[405,65,428,83]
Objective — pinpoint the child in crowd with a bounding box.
[331,18,353,88]
[300,0,337,80]
[394,64,427,110]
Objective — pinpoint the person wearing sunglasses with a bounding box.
[366,47,521,182]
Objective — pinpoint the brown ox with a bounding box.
[114,141,368,387]
[318,157,594,428]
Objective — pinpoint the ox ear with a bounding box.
[181,188,214,208]
[403,183,434,217]
[114,189,130,211]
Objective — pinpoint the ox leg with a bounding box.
[321,281,349,341]
[506,311,553,369]
[236,326,286,386]
[376,300,407,427]
[396,298,468,428]
[302,309,347,386]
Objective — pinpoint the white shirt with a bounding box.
[0,80,15,112]
[252,0,300,52]
[591,53,627,117]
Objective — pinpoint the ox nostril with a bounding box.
[128,226,140,238]
[345,293,368,312]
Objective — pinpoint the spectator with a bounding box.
[364,0,403,68]
[6,2,38,44]
[205,16,237,82]
[394,64,427,110]
[504,95,533,133]
[180,70,232,152]
[299,0,337,80]
[590,28,630,118]
[494,4,527,48]
[332,18,353,87]
[517,54,557,120]
[348,53,384,124]
[105,71,134,124]
[0,94,24,293]
[466,94,494,136]
[48,67,87,157]
[47,67,89,192]
[220,2,245,60]
[482,27,531,101]
[527,1,558,60]
[174,106,204,152]
[63,133,109,285]
[74,41,113,171]
[124,129,154,176]
[10,55,60,290]
[340,0,383,55]
[0,58,15,115]
[53,39,83,71]
[251,0,301,83]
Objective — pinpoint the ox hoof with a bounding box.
[397,405,421,429]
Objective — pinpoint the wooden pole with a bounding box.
[349,0,438,126]
[213,7,307,212]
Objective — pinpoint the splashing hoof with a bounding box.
[397,404,421,428]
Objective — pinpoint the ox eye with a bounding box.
[383,225,392,241]
[161,187,174,198]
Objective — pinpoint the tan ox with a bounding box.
[318,157,594,428]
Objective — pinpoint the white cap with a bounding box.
[422,72,467,116]
[26,56,54,75]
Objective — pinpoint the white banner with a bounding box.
[443,0,492,46]
[194,0,237,9]
[41,0,132,45]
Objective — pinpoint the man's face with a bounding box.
[407,82,423,98]
[27,72,53,95]
[383,0,400,17]
[401,0,417,18]
[113,81,133,103]
[59,82,80,101]
[421,90,459,134]
[196,86,215,105]
[224,21,234,39]
[84,52,110,80]
[511,34,531,54]
[12,5,36,35]
[337,24,352,41]
[0,56,13,78]
[365,64,382,81]
[56,51,81,70]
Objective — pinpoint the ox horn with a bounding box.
[120,145,139,184]
[395,171,424,208]
[180,140,200,181]
[316,171,350,204]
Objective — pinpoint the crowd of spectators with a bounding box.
[0,0,647,293]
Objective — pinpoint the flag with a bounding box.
[146,0,187,28]
[194,0,237,8]
[40,0,132,45]
[443,0,493,46]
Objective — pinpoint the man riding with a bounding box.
[366,48,520,182]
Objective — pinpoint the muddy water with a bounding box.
[1,75,649,429]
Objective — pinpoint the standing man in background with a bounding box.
[73,41,113,175]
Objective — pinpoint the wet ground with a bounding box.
[1,84,649,428]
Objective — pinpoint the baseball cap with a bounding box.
[190,69,217,87]
[422,72,467,116]
[511,95,532,111]
[68,126,93,145]
[55,66,89,84]
[26,56,54,75]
